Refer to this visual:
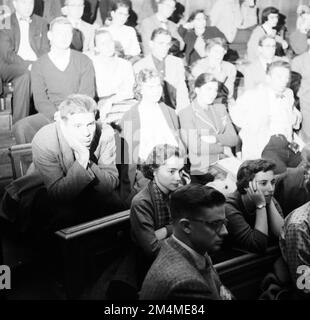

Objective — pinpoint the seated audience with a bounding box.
[86,29,135,121]
[130,144,188,263]
[134,28,189,113]
[292,32,310,143]
[4,94,120,233]
[179,73,239,184]
[105,0,141,60]
[139,0,184,55]
[247,7,288,62]
[274,144,310,217]
[244,35,287,90]
[13,17,95,144]
[289,5,310,56]
[191,38,237,100]
[177,10,226,66]
[140,184,233,300]
[0,0,49,123]
[120,68,185,164]
[225,159,284,253]
[230,61,302,173]
[62,0,97,52]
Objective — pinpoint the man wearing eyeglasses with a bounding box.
[140,184,233,300]
[243,35,288,91]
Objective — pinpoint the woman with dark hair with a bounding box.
[247,6,288,62]
[225,159,284,253]
[120,68,185,164]
[177,10,226,66]
[105,0,141,59]
[130,144,189,261]
[179,73,239,185]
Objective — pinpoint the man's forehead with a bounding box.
[198,205,225,221]
[67,112,95,123]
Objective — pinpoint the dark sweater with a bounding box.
[225,191,282,254]
[31,49,95,120]
[130,181,173,260]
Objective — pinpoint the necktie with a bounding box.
[70,28,84,52]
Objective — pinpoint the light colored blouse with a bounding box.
[138,102,178,161]
[87,53,135,100]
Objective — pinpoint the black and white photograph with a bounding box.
[0,0,310,307]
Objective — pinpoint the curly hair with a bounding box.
[133,68,160,101]
[236,159,276,194]
[141,144,185,180]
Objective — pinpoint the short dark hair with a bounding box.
[110,0,131,12]
[266,60,291,75]
[261,7,279,24]
[188,9,206,23]
[236,159,276,194]
[169,184,226,221]
[194,73,218,89]
[151,27,172,41]
[142,144,185,180]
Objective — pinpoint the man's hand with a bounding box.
[60,122,90,169]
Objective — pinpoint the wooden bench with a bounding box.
[7,143,131,298]
[7,144,282,300]
[0,83,13,133]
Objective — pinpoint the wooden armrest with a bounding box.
[214,246,280,272]
[55,209,130,240]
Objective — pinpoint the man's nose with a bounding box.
[219,224,228,237]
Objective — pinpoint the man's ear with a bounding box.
[149,40,154,51]
[61,6,68,16]
[179,218,191,234]
[47,30,52,42]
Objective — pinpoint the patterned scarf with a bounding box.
[151,180,171,229]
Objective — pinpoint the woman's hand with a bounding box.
[246,180,266,208]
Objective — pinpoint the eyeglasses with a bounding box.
[188,218,228,234]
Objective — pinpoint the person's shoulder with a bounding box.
[225,191,242,209]
[121,24,136,34]
[99,123,115,138]
[179,104,194,118]
[80,19,94,30]
[133,55,151,71]
[32,122,57,149]
[31,14,48,26]
[71,50,93,64]
[32,53,49,68]
[166,54,184,65]
[293,51,308,63]
[222,60,236,71]
[115,56,132,68]
[285,201,310,228]
[131,183,152,208]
